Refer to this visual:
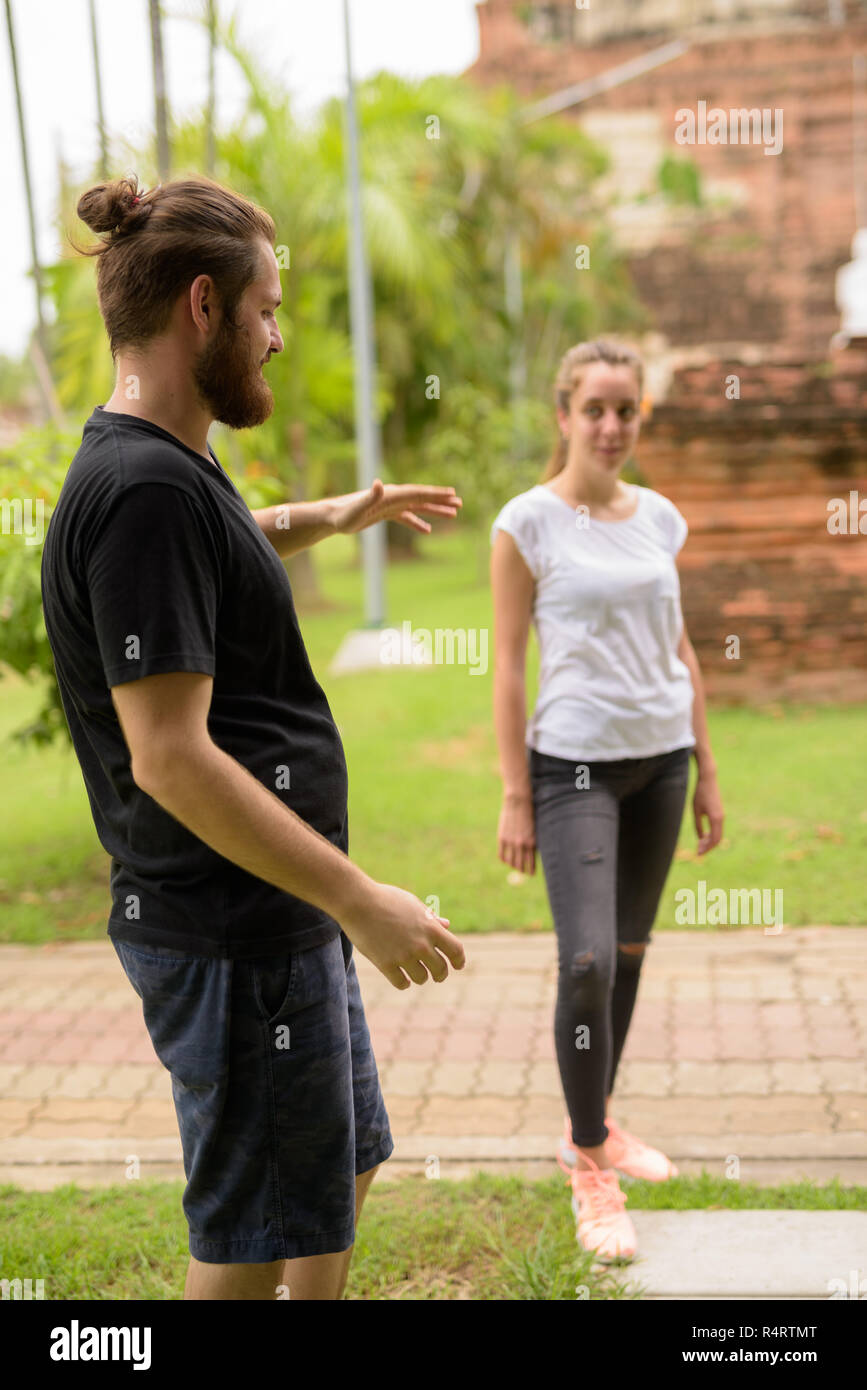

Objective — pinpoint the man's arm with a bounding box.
[250,499,336,559]
[252,480,462,559]
[112,672,465,990]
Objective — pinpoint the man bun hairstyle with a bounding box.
[72,174,276,359]
[76,176,153,236]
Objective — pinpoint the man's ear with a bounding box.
[189,274,215,331]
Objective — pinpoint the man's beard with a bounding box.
[193,315,274,429]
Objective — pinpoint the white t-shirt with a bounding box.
[490,482,695,761]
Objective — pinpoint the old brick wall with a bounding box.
[638,349,867,701]
[467,1,867,358]
[466,2,867,701]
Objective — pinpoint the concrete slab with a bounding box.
[624,1211,867,1300]
[329,628,401,674]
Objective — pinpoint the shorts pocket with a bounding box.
[251,955,297,1026]
[113,940,199,1000]
[112,940,230,1088]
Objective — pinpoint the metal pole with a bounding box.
[341,0,385,628]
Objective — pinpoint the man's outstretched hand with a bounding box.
[331,480,462,536]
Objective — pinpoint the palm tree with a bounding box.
[204,0,216,175]
[3,0,62,423]
[148,0,170,178]
[47,23,637,583]
[88,0,109,179]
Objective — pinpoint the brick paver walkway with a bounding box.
[1,928,865,1182]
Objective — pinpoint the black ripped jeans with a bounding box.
[529,745,692,1148]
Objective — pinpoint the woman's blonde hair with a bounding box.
[542,338,645,480]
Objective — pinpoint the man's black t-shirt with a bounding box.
[40,406,348,958]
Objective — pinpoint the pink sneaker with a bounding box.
[558,1149,637,1263]
[604,1117,679,1181]
[558,1115,678,1182]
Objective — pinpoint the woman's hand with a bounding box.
[693,770,724,856]
[498,792,537,875]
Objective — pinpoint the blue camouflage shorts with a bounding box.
[112,929,394,1263]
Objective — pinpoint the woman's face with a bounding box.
[556,363,642,476]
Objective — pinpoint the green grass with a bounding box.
[1,525,866,943]
[1,1171,862,1301]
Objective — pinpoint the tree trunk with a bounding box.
[205,0,216,175]
[149,0,170,179]
[4,0,58,423]
[88,0,108,178]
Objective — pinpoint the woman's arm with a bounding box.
[677,623,725,855]
[677,625,715,777]
[491,530,537,874]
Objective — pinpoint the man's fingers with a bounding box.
[402,958,430,986]
[394,502,461,530]
[421,948,450,983]
[384,951,453,990]
[398,511,432,533]
[385,965,411,991]
[427,922,466,971]
[396,485,462,504]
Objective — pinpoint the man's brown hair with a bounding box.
[74,175,276,359]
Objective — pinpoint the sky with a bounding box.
[0,0,482,356]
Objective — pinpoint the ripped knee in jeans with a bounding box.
[617,941,647,970]
[564,948,607,1010]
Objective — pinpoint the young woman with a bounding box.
[490,338,724,1263]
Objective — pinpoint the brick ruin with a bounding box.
[466,0,867,700]
[640,349,867,701]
